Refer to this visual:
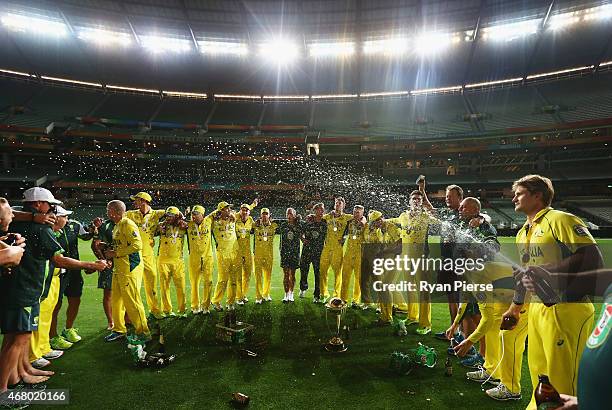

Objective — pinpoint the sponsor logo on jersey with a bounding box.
[573,224,589,237]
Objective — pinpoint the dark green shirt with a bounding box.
[578,283,612,409]
[60,219,93,274]
[1,208,64,307]
[93,219,115,276]
[302,220,327,253]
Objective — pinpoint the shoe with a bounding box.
[466,368,500,385]
[256,299,263,304]
[42,350,63,360]
[299,290,306,298]
[362,304,370,311]
[192,308,202,315]
[375,308,381,314]
[461,353,485,369]
[61,328,82,343]
[166,312,177,318]
[104,332,125,342]
[282,295,288,303]
[312,297,320,304]
[236,300,245,306]
[485,384,521,401]
[265,296,272,302]
[288,293,294,302]
[415,326,431,335]
[213,303,223,312]
[31,358,51,369]
[242,297,249,303]
[49,336,73,350]
[177,312,188,318]
[226,304,235,311]
[201,308,210,315]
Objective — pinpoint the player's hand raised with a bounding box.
[34,212,56,226]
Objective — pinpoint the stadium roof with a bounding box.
[0,0,611,94]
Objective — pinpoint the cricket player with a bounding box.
[387,190,439,335]
[91,216,116,330]
[340,205,366,307]
[253,208,278,303]
[235,200,258,304]
[126,192,166,319]
[104,200,150,342]
[501,175,603,410]
[211,202,241,311]
[320,197,353,301]
[299,203,327,302]
[157,207,188,318]
[187,205,214,314]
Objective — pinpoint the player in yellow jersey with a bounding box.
[103,200,150,343]
[501,175,603,410]
[235,200,258,304]
[320,197,354,301]
[157,206,188,318]
[340,205,366,308]
[387,190,439,335]
[253,208,279,304]
[211,202,241,311]
[125,192,166,320]
[187,205,215,315]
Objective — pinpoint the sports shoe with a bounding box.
[202,308,210,315]
[461,353,485,369]
[282,295,288,303]
[312,297,320,303]
[236,300,245,306]
[31,358,50,369]
[265,296,272,302]
[42,350,63,360]
[226,304,235,311]
[49,336,73,350]
[288,293,294,302]
[166,312,177,318]
[256,299,263,304]
[192,308,202,315]
[415,326,431,335]
[61,328,82,343]
[299,290,306,298]
[362,304,370,311]
[242,297,249,303]
[485,384,521,401]
[177,312,188,319]
[466,368,500,385]
[104,331,125,342]
[213,303,223,312]
[375,307,381,314]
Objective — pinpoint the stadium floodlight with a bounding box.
[0,68,33,77]
[77,28,132,47]
[308,42,355,58]
[106,84,160,94]
[359,90,409,98]
[414,32,455,55]
[464,77,523,88]
[410,85,462,95]
[311,93,358,100]
[259,39,299,64]
[481,19,540,41]
[363,37,409,56]
[600,60,612,67]
[263,95,310,101]
[199,40,248,56]
[526,65,594,79]
[163,91,207,99]
[548,12,580,30]
[214,94,261,100]
[140,35,192,53]
[1,13,67,37]
[41,75,102,87]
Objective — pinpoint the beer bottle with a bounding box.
[444,357,452,377]
[534,375,562,409]
[158,324,166,354]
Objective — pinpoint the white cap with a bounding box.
[22,187,62,205]
[55,205,72,217]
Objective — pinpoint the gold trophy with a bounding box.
[324,297,348,352]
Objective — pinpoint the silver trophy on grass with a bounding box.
[324,297,348,352]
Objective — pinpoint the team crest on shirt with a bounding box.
[587,303,611,348]
[132,231,138,237]
[573,225,589,237]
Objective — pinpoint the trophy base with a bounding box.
[325,336,347,353]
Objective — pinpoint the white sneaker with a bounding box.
[299,290,306,298]
[192,308,202,315]
[213,303,223,312]
[289,293,295,302]
[265,296,272,301]
[242,297,249,303]
[226,304,235,311]
[236,300,245,306]
[485,384,521,401]
[466,368,500,385]
[282,294,288,303]
[43,350,63,360]
[32,358,51,369]
[256,298,263,304]
[202,308,210,315]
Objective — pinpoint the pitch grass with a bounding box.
[14,238,612,409]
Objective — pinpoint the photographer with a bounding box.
[0,188,107,393]
[0,198,25,267]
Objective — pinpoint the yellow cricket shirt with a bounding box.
[112,217,143,275]
[158,225,186,263]
[126,209,166,256]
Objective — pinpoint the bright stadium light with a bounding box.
[163,91,207,99]
[41,75,102,87]
[414,32,454,55]
[481,19,540,42]
[308,42,355,58]
[548,12,580,30]
[359,90,409,98]
[140,35,192,53]
[0,68,34,77]
[259,39,299,64]
[363,37,409,56]
[582,4,612,21]
[1,13,67,37]
[199,40,248,56]
[106,84,160,94]
[78,28,132,47]
[410,85,462,95]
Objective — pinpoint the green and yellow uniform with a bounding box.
[253,221,279,300]
[126,208,165,315]
[235,214,255,300]
[211,216,240,306]
[187,214,214,311]
[110,217,149,336]
[30,265,62,362]
[340,219,365,304]
[158,224,187,315]
[516,207,597,409]
[320,212,353,298]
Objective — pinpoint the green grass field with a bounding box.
[10,237,612,409]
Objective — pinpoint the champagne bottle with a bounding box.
[534,375,562,409]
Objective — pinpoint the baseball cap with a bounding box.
[260,207,270,215]
[368,210,383,222]
[191,205,205,214]
[240,203,252,210]
[165,206,180,216]
[54,205,73,217]
[312,202,324,211]
[130,192,152,203]
[216,201,232,212]
[22,187,62,205]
